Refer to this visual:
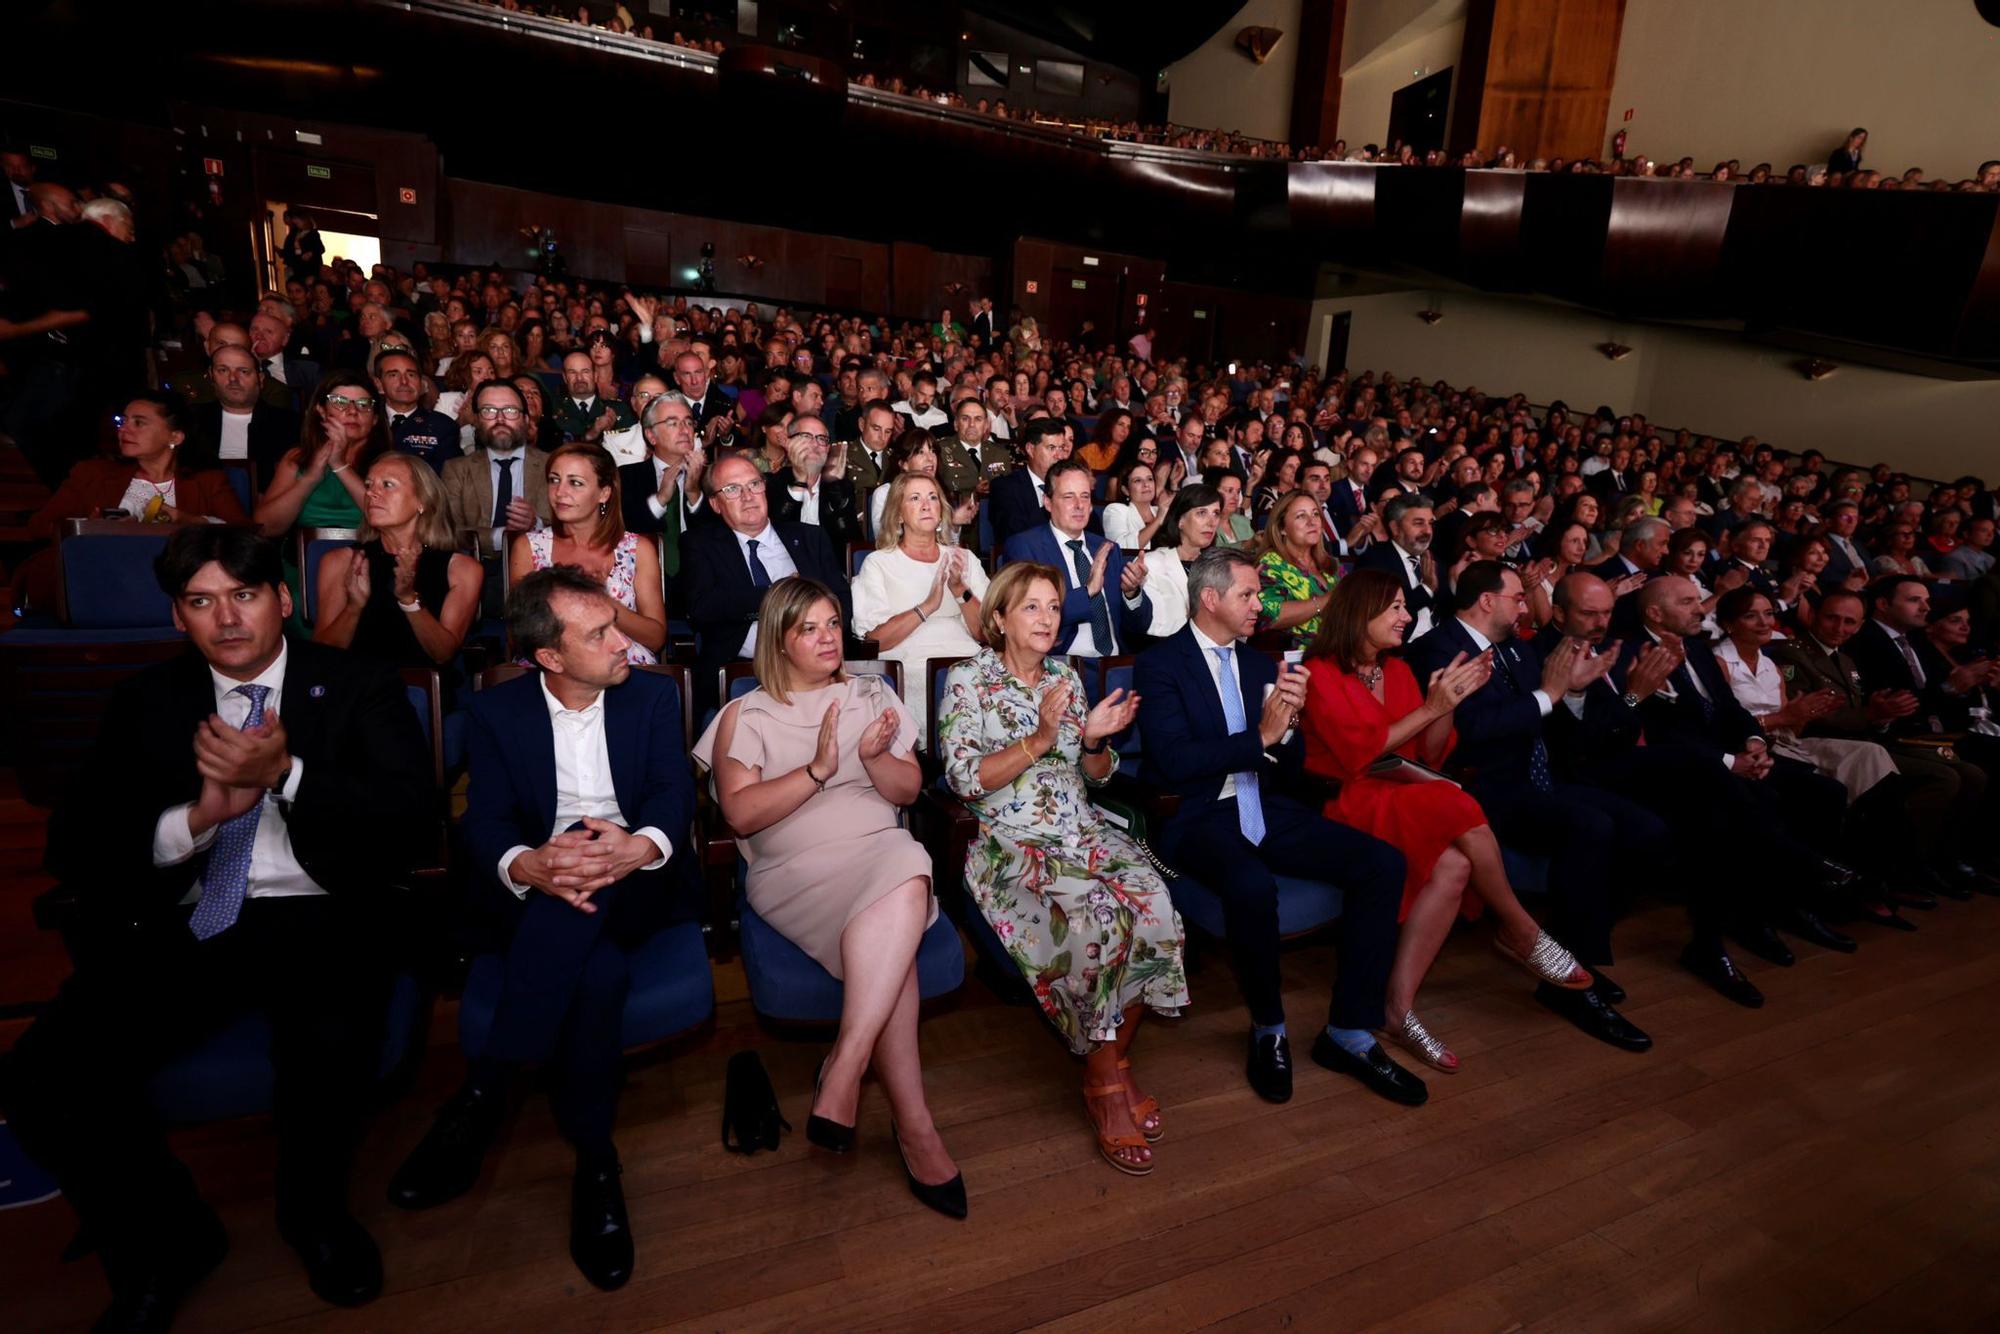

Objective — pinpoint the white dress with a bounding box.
[851,545,990,746]
[1714,640,1896,803]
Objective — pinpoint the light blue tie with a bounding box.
[188,683,270,941]
[1211,647,1266,846]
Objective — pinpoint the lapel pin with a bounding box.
[309,684,326,698]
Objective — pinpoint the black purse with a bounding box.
[720,1050,791,1154]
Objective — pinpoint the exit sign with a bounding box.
[202,157,223,176]
[306,164,331,180]
[1024,280,1038,294]
[398,186,417,204]
[29,144,56,160]
[1070,279,1087,290]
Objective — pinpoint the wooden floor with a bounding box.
[8,850,2000,1331]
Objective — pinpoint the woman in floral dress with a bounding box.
[939,562,1188,1177]
[509,441,668,664]
[1255,489,1339,647]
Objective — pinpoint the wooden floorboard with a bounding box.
[6,879,2000,1332]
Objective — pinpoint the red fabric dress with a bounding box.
[1301,656,1488,922]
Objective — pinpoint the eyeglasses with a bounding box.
[326,394,376,411]
[476,405,526,420]
[788,432,831,445]
[714,478,767,499]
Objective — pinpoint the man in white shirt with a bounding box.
[4,527,437,1326]
[616,393,705,577]
[890,372,948,432]
[388,567,693,1292]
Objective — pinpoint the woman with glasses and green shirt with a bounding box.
[255,371,389,626]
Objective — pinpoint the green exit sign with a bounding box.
[1193,310,1208,320]
[1069,278,1087,290]
[29,144,56,160]
[306,164,331,180]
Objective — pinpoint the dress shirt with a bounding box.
[8,179,28,215]
[487,448,540,553]
[1943,546,1995,581]
[1458,619,1553,715]
[264,354,288,386]
[643,454,704,521]
[1189,620,1287,802]
[789,477,823,524]
[1051,523,1143,658]
[1391,542,1434,637]
[217,408,252,461]
[733,523,798,655]
[152,641,316,899]
[500,676,671,897]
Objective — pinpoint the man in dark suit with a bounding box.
[1614,576,1864,979]
[969,297,995,345]
[248,308,320,411]
[1353,494,1439,639]
[767,413,863,548]
[551,350,636,445]
[192,343,301,491]
[387,568,694,1291]
[1000,458,1152,661]
[374,347,458,475]
[1406,562,1660,1050]
[988,418,1066,546]
[672,350,734,431]
[680,454,850,712]
[1,527,436,1328]
[618,394,708,580]
[1848,575,2000,753]
[1327,446,1377,544]
[1135,548,1419,1106]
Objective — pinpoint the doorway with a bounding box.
[1387,68,1452,157]
[263,201,380,290]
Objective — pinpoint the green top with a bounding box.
[296,465,363,530]
[1257,549,1336,646]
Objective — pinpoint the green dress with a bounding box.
[1257,549,1336,646]
[939,649,1188,1053]
[285,467,364,630]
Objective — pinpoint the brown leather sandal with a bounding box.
[1116,1058,1164,1143]
[1082,1082,1154,1176]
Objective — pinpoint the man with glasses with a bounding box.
[442,381,550,558]
[768,414,861,547]
[680,454,850,712]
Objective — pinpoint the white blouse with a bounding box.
[852,546,990,656]
[1141,551,1192,638]
[1101,501,1156,551]
[1714,639,1783,714]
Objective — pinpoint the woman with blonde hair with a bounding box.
[1255,489,1339,646]
[695,577,964,1217]
[938,562,1184,1176]
[314,451,482,674]
[852,472,989,743]
[509,442,668,663]
[477,328,520,383]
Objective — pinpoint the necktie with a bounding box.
[1066,538,1115,652]
[745,537,773,589]
[392,413,409,430]
[1406,553,1421,589]
[1210,647,1266,845]
[659,471,682,578]
[1678,661,1716,721]
[188,684,270,941]
[493,456,514,527]
[1894,634,1927,689]
[1494,647,1555,793]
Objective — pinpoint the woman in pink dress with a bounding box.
[1299,568,1590,1074]
[510,442,668,664]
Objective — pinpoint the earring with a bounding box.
[598,500,609,516]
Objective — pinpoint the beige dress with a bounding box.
[693,675,935,977]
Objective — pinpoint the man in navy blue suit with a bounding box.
[1406,561,1659,1051]
[988,418,1065,545]
[387,567,695,1292]
[1000,457,1153,660]
[1135,548,1420,1107]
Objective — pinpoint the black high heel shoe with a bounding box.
[893,1121,967,1220]
[805,1055,855,1153]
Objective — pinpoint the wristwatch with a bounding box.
[959,588,975,603]
[270,761,293,795]
[1622,692,1641,709]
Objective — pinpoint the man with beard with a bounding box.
[1354,495,1438,639]
[442,380,550,558]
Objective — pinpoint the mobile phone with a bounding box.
[1283,649,1304,666]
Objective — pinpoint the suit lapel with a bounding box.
[278,639,326,757]
[603,679,642,824]
[1180,632,1233,738]
[517,685,559,834]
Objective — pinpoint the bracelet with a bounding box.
[805,763,827,790]
[330,463,349,474]
[1082,737,1108,755]
[398,597,422,614]
[916,604,930,623]
[1017,738,1036,764]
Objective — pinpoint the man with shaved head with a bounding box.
[190,342,303,489]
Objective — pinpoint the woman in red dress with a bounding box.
[1299,569,1591,1074]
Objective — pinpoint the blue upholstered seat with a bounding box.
[456,919,714,1055]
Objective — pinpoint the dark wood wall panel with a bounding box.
[1452,0,1626,164]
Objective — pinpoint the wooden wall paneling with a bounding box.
[1289,0,1348,151]
[1288,163,1379,261]
[890,241,935,320]
[1012,238,1058,329]
[1451,0,1626,163]
[1596,177,1733,316]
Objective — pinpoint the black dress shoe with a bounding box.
[1246,1032,1293,1103]
[94,1207,227,1334]
[280,1213,382,1308]
[569,1157,634,1291]
[1947,861,2000,896]
[1536,983,1652,1052]
[1857,902,1919,932]
[1587,968,1626,1005]
[1779,909,1857,954]
[388,1080,507,1210]
[1309,1030,1428,1106]
[1732,922,1795,968]
[1680,944,1764,1008]
[1930,873,1975,901]
[805,1054,856,1152]
[893,1123,967,1220]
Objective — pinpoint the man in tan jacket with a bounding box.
[441,381,550,558]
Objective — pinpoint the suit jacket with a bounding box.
[441,446,551,556]
[188,400,300,493]
[457,668,696,926]
[934,434,1013,501]
[1846,620,1965,735]
[1820,533,1870,584]
[265,352,321,411]
[1588,469,1635,504]
[1532,626,1642,779]
[386,406,460,477]
[1327,480,1367,542]
[1133,626,1298,854]
[1353,541,1436,637]
[550,393,636,444]
[1406,617,1547,797]
[680,383,734,431]
[1612,632,1762,762]
[767,467,862,549]
[616,457,707,580]
[970,309,995,344]
[1767,634,1876,737]
[1000,524,1153,656]
[987,467,1049,546]
[46,637,437,937]
[681,519,850,709]
[844,440,892,496]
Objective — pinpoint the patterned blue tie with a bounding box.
[745,537,773,590]
[1067,538,1116,653]
[188,683,270,941]
[1211,647,1266,845]
[1497,646,1555,794]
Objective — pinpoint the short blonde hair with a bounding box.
[979,560,1062,645]
[358,452,455,550]
[751,577,847,704]
[875,471,948,551]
